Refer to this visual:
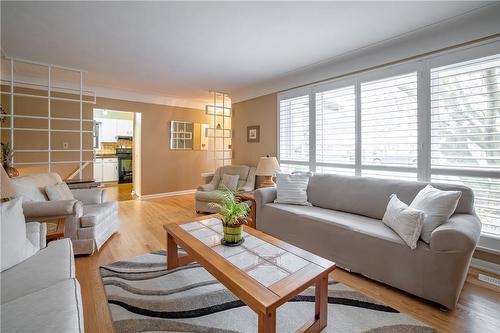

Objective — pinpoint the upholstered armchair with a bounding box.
[195,165,256,213]
[10,173,119,255]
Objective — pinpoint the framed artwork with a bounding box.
[247,125,260,143]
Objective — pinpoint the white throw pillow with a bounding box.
[1,198,37,272]
[218,174,240,192]
[274,172,312,206]
[410,184,462,243]
[383,194,425,250]
[45,182,74,201]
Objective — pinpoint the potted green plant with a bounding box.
[209,187,249,246]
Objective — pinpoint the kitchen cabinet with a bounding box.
[95,118,133,143]
[94,157,118,182]
[93,159,103,182]
[97,118,117,142]
[116,119,133,136]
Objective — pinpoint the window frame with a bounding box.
[276,37,500,250]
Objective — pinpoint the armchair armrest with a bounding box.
[71,188,105,205]
[430,213,482,252]
[26,222,47,250]
[239,167,256,193]
[23,200,82,221]
[197,183,216,192]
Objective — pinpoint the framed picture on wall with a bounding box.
[247,125,260,143]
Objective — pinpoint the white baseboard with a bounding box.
[470,258,500,276]
[139,189,196,200]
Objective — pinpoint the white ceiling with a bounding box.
[1,1,496,107]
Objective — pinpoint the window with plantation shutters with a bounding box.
[279,94,309,171]
[315,85,356,174]
[360,72,418,180]
[430,54,500,237]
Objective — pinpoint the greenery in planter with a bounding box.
[209,187,249,244]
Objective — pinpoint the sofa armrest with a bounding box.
[26,222,47,250]
[71,188,105,205]
[430,213,482,252]
[254,187,277,209]
[23,200,82,220]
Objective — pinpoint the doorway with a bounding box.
[93,108,140,201]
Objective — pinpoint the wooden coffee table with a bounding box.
[163,216,336,333]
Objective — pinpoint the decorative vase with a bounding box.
[5,166,18,178]
[222,225,244,246]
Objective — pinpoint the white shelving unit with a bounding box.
[0,55,96,179]
[205,91,232,168]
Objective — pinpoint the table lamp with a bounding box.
[256,156,280,188]
[1,165,16,201]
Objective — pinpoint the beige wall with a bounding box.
[232,93,277,167]
[94,97,214,196]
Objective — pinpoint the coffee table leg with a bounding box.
[315,275,328,330]
[258,310,276,333]
[167,232,179,270]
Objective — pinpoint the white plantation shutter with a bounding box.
[315,85,356,173]
[430,54,500,236]
[279,94,310,171]
[360,72,419,180]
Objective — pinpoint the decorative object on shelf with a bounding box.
[256,155,280,188]
[247,125,260,143]
[205,91,232,168]
[1,166,16,201]
[1,142,18,177]
[0,105,7,123]
[209,187,249,246]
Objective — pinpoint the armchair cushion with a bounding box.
[71,188,105,205]
[45,183,75,201]
[218,174,240,191]
[1,198,38,272]
[11,172,62,202]
[22,200,82,219]
[81,202,117,228]
[1,238,74,304]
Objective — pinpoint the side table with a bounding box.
[237,192,256,229]
[43,218,66,242]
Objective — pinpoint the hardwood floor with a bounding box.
[75,195,500,333]
[102,183,135,201]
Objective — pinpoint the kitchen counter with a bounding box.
[95,154,118,158]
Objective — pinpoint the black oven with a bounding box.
[116,148,132,183]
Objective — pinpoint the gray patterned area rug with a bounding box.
[100,251,437,333]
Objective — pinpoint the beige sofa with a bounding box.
[11,172,119,255]
[195,165,256,213]
[254,174,481,309]
[1,224,83,332]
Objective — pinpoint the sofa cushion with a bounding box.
[195,189,224,202]
[264,203,404,245]
[410,185,462,244]
[274,172,312,206]
[1,279,83,333]
[307,174,474,220]
[382,194,424,250]
[45,182,75,201]
[1,198,38,272]
[1,238,74,304]
[81,201,117,228]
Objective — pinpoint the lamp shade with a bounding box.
[256,156,280,176]
[1,166,16,200]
